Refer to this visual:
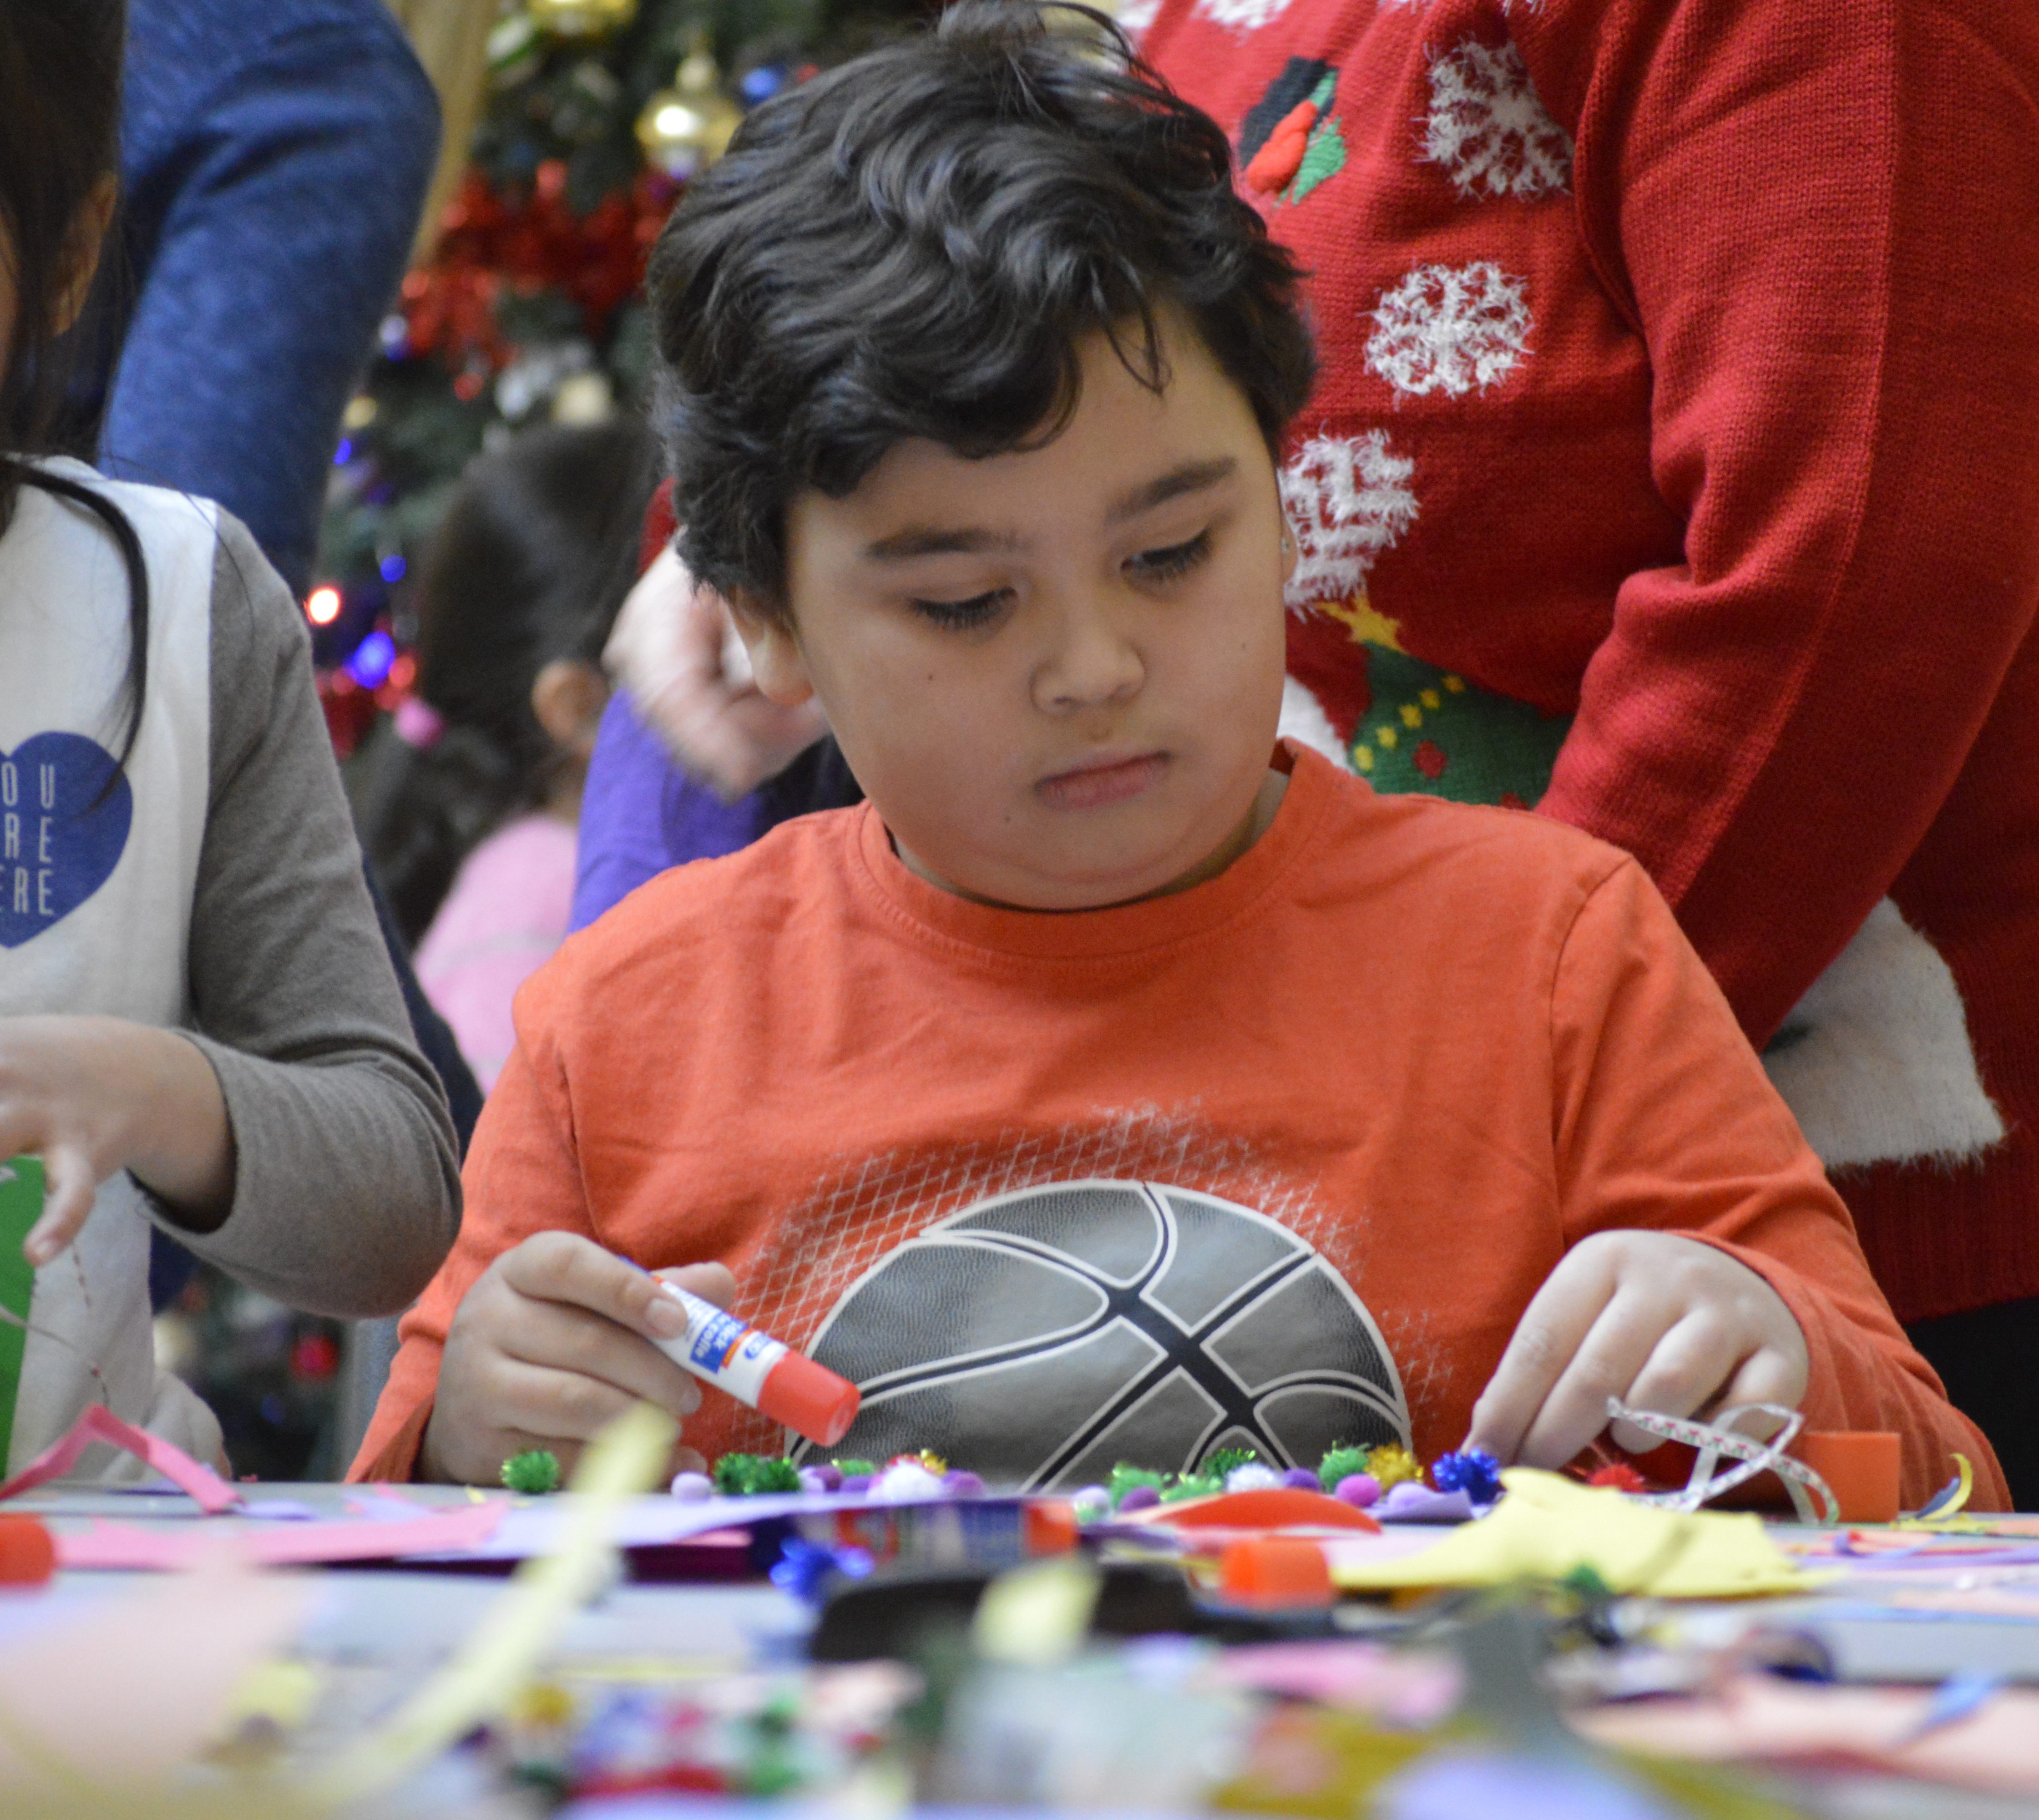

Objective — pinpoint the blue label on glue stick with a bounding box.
[658,1281,790,1407]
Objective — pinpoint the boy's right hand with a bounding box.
[420,1230,735,1486]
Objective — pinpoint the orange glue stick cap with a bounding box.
[761,1350,861,1449]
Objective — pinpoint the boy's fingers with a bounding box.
[1513,1289,1674,1467]
[653,1262,737,1310]
[22,1147,99,1268]
[487,1356,648,1446]
[1709,1347,1805,1432]
[1467,1244,1621,1463]
[496,1295,702,1421]
[1608,1312,1734,1451]
[501,1231,692,1342]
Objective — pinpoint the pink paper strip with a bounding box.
[0,1405,242,1513]
[56,1499,507,1571]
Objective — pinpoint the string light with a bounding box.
[306,586,343,627]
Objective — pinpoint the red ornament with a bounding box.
[1412,739,1447,780]
[1245,101,1317,195]
[291,1332,341,1381]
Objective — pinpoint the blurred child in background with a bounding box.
[363,421,656,1092]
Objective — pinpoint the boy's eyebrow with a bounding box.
[1106,456,1237,524]
[864,525,1027,562]
[861,457,1240,563]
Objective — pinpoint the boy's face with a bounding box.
[739,317,1294,912]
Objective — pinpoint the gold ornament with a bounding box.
[526,0,638,39]
[635,41,742,178]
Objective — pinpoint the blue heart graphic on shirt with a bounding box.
[0,733,133,948]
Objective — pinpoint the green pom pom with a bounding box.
[1203,1446,1259,1480]
[1317,1445,1373,1492]
[1107,1464,1168,1504]
[501,1449,562,1495]
[1161,1472,1221,1503]
[832,1459,877,1479]
[713,1453,803,1496]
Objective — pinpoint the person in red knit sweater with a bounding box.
[1128,0,2039,1504]
[586,0,2039,1502]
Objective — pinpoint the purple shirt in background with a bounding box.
[569,691,773,931]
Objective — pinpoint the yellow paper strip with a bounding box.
[1329,1469,1819,1599]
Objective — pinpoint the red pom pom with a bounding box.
[1588,1462,1649,1495]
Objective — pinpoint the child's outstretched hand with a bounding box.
[422,1230,735,1485]
[0,1015,235,1267]
[1466,1230,1810,1470]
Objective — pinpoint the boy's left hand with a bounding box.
[1466,1230,1809,1469]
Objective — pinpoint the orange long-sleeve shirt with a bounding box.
[353,748,2004,1509]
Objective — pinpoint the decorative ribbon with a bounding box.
[1605,1396,1838,1525]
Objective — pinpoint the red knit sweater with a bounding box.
[1139,0,2039,1323]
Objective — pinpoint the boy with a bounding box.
[352,4,2004,1507]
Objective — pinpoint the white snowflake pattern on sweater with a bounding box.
[1366,262,1533,398]
[1193,0,1296,30]
[1423,40,1572,198]
[1113,0,1162,40]
[1279,432,1420,608]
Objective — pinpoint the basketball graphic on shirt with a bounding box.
[789,1180,1410,1490]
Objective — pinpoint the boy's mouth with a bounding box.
[1035,751,1170,812]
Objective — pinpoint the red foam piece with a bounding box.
[0,1515,56,1584]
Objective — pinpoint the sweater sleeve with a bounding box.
[98,10,439,593]
[1518,0,2039,1046]
[348,959,596,1481]
[163,512,462,1317]
[1549,856,2008,1510]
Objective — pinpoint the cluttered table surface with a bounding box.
[3,1407,2039,1820]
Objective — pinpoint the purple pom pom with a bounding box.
[813,1465,844,1492]
[1280,1467,1321,1491]
[945,1470,987,1499]
[1334,1472,1380,1508]
[836,1472,871,1496]
[1431,1447,1503,1505]
[1118,1485,1162,1513]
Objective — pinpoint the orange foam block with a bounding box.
[1220,1536,1332,1608]
[1796,1431,1902,1523]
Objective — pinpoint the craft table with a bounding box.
[5,1473,2039,1820]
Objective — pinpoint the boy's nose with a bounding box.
[1033,602,1144,714]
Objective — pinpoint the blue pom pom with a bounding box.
[1431,1446,1502,1504]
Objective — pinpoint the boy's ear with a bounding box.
[728,592,815,707]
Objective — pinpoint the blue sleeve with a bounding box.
[571,691,775,931]
[99,11,440,594]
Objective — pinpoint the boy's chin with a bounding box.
[911,837,1232,913]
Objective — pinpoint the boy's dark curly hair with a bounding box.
[648,0,1316,626]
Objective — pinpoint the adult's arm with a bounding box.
[1517,0,2039,1044]
[163,513,463,1316]
[99,3,439,593]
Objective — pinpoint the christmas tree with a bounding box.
[311,0,932,753]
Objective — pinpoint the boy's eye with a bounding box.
[910,590,1009,630]
[1127,531,1213,583]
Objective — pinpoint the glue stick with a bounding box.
[653,1281,860,1447]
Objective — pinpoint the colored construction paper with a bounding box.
[1577,1673,2039,1797]
[0,1553,312,1794]
[0,1402,241,1512]
[0,1157,40,1471]
[56,1497,507,1570]
[1327,1469,1817,1598]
